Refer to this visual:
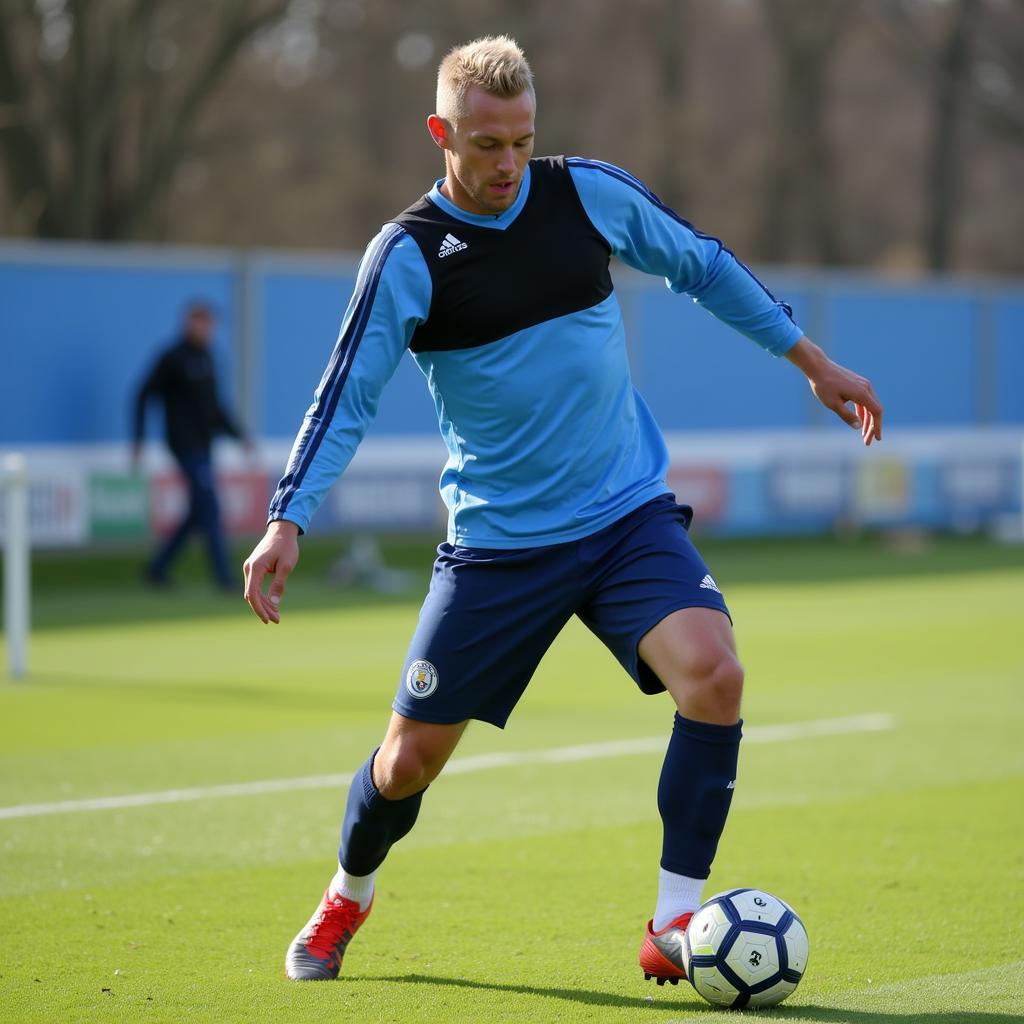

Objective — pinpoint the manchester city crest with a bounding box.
[405,660,439,699]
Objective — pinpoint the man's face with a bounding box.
[184,309,213,347]
[431,85,535,216]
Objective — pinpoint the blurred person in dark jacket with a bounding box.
[133,302,250,589]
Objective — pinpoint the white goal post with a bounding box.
[2,453,29,679]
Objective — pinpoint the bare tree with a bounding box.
[0,0,289,239]
[758,0,854,265]
[2,0,1018,271]
[656,0,691,213]
[925,0,981,271]
[876,0,983,270]
[868,0,1024,270]
[971,1,1024,143]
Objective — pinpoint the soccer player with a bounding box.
[242,36,883,984]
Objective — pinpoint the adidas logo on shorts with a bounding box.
[699,574,721,593]
[438,233,468,258]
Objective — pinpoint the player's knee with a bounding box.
[704,654,744,714]
[668,648,744,718]
[374,738,446,799]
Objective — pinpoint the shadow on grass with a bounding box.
[354,972,682,1011]
[784,1012,1024,1024]
[359,974,1024,1020]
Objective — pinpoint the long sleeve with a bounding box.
[213,390,243,441]
[567,158,803,357]
[268,224,432,533]
[133,351,169,445]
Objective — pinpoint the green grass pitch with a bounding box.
[1,534,1022,1022]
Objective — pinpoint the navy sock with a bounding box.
[339,751,426,876]
[658,713,742,878]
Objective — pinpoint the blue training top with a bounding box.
[268,157,803,547]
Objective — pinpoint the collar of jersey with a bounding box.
[426,165,531,230]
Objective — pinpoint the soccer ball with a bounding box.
[682,888,809,1009]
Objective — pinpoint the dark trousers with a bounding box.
[149,449,232,587]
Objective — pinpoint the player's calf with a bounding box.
[638,609,744,965]
[284,716,468,980]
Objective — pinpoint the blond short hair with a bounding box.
[436,35,534,125]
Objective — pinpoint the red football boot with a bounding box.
[284,887,373,981]
[639,911,693,986]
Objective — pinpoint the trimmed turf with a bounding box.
[1,536,1022,1022]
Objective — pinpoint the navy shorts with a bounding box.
[393,493,730,728]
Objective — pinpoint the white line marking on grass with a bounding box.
[0,713,895,821]
[841,958,1024,1000]
[661,961,1024,1024]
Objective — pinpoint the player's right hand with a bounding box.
[243,520,300,624]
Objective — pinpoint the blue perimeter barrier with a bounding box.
[2,241,1022,544]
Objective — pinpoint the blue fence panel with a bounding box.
[2,244,1022,448]
[825,284,977,428]
[628,280,812,431]
[258,266,351,437]
[1,251,235,444]
[258,263,438,441]
[993,292,1024,424]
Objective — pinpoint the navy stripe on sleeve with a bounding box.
[567,157,794,320]
[269,223,407,521]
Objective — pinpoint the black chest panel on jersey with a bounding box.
[392,156,613,354]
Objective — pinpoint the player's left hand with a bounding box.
[786,337,883,445]
[809,363,883,445]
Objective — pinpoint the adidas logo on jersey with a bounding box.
[438,233,468,258]
[699,574,722,593]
